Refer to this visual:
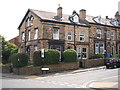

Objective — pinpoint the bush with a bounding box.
[9,53,28,68]
[33,50,42,66]
[63,49,77,62]
[44,49,60,65]
[89,54,104,59]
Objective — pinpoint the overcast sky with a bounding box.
[0,0,120,40]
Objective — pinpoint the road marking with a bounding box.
[101,75,120,81]
[89,82,118,88]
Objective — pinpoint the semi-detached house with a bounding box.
[18,6,120,61]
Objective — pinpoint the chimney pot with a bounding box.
[57,6,62,18]
[79,9,86,20]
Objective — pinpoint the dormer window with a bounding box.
[111,20,118,26]
[73,15,79,23]
[93,16,101,23]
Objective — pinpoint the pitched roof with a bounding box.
[18,9,120,29]
[31,9,119,27]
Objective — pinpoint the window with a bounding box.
[34,28,38,39]
[111,46,114,55]
[30,16,34,26]
[111,31,115,40]
[26,16,34,27]
[99,44,104,54]
[77,47,87,59]
[53,29,59,40]
[95,43,104,54]
[34,45,38,51]
[95,43,99,54]
[22,32,25,42]
[73,15,79,22]
[107,46,110,54]
[80,32,85,42]
[28,30,31,41]
[96,30,101,39]
[107,31,110,39]
[67,31,72,41]
[119,46,120,55]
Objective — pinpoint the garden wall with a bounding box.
[13,61,79,75]
[80,59,105,68]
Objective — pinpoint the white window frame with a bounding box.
[28,30,31,41]
[67,31,72,41]
[30,16,34,26]
[53,29,59,40]
[95,43,104,54]
[34,45,38,51]
[73,15,79,23]
[80,32,85,42]
[34,28,38,39]
[22,32,25,42]
[77,47,87,59]
[107,31,110,40]
[111,31,115,40]
[95,43,99,54]
[96,30,101,39]
[99,44,104,54]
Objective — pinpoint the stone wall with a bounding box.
[2,65,11,73]
[80,59,105,68]
[13,61,79,75]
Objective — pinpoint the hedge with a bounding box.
[44,49,60,65]
[33,49,60,66]
[63,49,77,62]
[33,50,42,66]
[9,53,28,68]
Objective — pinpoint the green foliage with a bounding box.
[33,50,42,66]
[33,49,60,66]
[90,54,104,59]
[1,35,18,64]
[44,49,60,65]
[63,49,77,62]
[10,53,28,68]
[112,54,120,58]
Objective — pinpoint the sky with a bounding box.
[0,0,120,40]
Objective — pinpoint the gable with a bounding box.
[18,9,42,30]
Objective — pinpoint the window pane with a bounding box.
[53,29,59,40]
[68,31,72,35]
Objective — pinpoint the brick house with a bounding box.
[9,36,19,46]
[18,6,120,61]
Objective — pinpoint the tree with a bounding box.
[1,35,18,64]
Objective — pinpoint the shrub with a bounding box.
[63,49,77,62]
[44,49,60,65]
[9,53,28,68]
[33,50,42,66]
[89,54,104,59]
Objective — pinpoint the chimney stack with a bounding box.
[57,4,62,18]
[79,9,86,20]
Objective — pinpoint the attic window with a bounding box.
[26,16,34,27]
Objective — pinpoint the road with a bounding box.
[2,68,119,89]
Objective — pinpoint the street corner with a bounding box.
[88,82,118,88]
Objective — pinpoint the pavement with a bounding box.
[1,66,106,79]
